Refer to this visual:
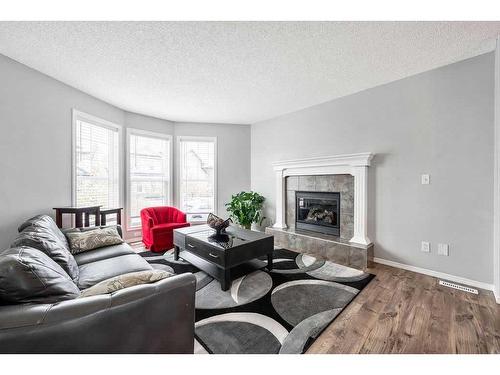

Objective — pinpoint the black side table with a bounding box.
[100,208,123,225]
[53,206,101,228]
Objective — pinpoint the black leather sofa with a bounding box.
[0,215,196,353]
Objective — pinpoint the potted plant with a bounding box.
[225,191,266,230]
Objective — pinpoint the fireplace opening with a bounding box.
[295,191,340,236]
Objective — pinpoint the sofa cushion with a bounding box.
[73,243,136,265]
[12,215,79,282]
[79,270,172,298]
[77,254,153,289]
[65,226,123,254]
[153,222,191,230]
[151,222,191,235]
[0,247,80,304]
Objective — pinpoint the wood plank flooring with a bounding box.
[130,241,499,353]
[307,263,500,354]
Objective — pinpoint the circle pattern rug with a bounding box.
[139,247,374,354]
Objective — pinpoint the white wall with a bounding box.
[124,111,175,134]
[0,54,251,249]
[0,54,124,250]
[2,49,494,285]
[251,53,495,284]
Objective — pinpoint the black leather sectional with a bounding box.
[0,215,196,353]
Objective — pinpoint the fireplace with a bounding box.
[295,191,340,236]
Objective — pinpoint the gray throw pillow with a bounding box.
[12,216,80,282]
[0,247,81,304]
[79,270,172,298]
[65,226,124,254]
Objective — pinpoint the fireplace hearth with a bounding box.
[295,191,340,236]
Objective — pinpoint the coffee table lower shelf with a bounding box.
[178,249,273,291]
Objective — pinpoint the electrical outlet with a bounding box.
[421,174,430,185]
[438,243,449,256]
[421,241,430,253]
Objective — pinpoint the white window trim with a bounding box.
[126,128,173,232]
[176,135,218,217]
[71,109,123,208]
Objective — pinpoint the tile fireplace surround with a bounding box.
[265,153,374,270]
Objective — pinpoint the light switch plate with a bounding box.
[438,243,449,256]
[421,174,430,185]
[421,241,430,253]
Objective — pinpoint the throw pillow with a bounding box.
[65,226,124,254]
[79,270,172,298]
[0,246,81,304]
[12,221,80,282]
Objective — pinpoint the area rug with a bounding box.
[139,248,374,354]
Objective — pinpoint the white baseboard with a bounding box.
[372,257,495,293]
[494,289,500,304]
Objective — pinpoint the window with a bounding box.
[178,136,216,218]
[127,129,172,228]
[72,110,121,212]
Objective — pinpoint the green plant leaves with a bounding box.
[225,191,266,228]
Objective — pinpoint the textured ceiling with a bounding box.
[1,21,500,124]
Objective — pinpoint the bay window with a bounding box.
[177,136,217,220]
[72,110,121,211]
[127,129,172,229]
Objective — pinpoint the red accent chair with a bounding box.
[141,206,190,252]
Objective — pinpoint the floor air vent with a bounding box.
[438,280,478,294]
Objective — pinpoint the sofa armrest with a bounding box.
[0,273,196,353]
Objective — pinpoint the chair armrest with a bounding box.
[0,273,196,353]
[140,211,155,229]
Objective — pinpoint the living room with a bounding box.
[1,1,499,371]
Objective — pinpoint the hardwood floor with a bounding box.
[307,263,500,354]
[130,241,499,353]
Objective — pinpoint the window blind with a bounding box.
[128,132,171,228]
[75,119,119,210]
[178,138,215,214]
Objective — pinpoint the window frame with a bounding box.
[126,128,173,231]
[71,109,123,211]
[176,135,218,219]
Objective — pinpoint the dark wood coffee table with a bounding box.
[173,224,274,291]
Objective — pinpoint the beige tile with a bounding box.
[286,176,299,191]
[315,175,332,191]
[298,175,316,191]
[348,247,367,270]
[340,214,354,240]
[286,190,296,228]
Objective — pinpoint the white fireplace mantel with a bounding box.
[271,153,374,246]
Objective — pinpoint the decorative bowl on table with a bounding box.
[207,213,232,235]
[208,233,233,249]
